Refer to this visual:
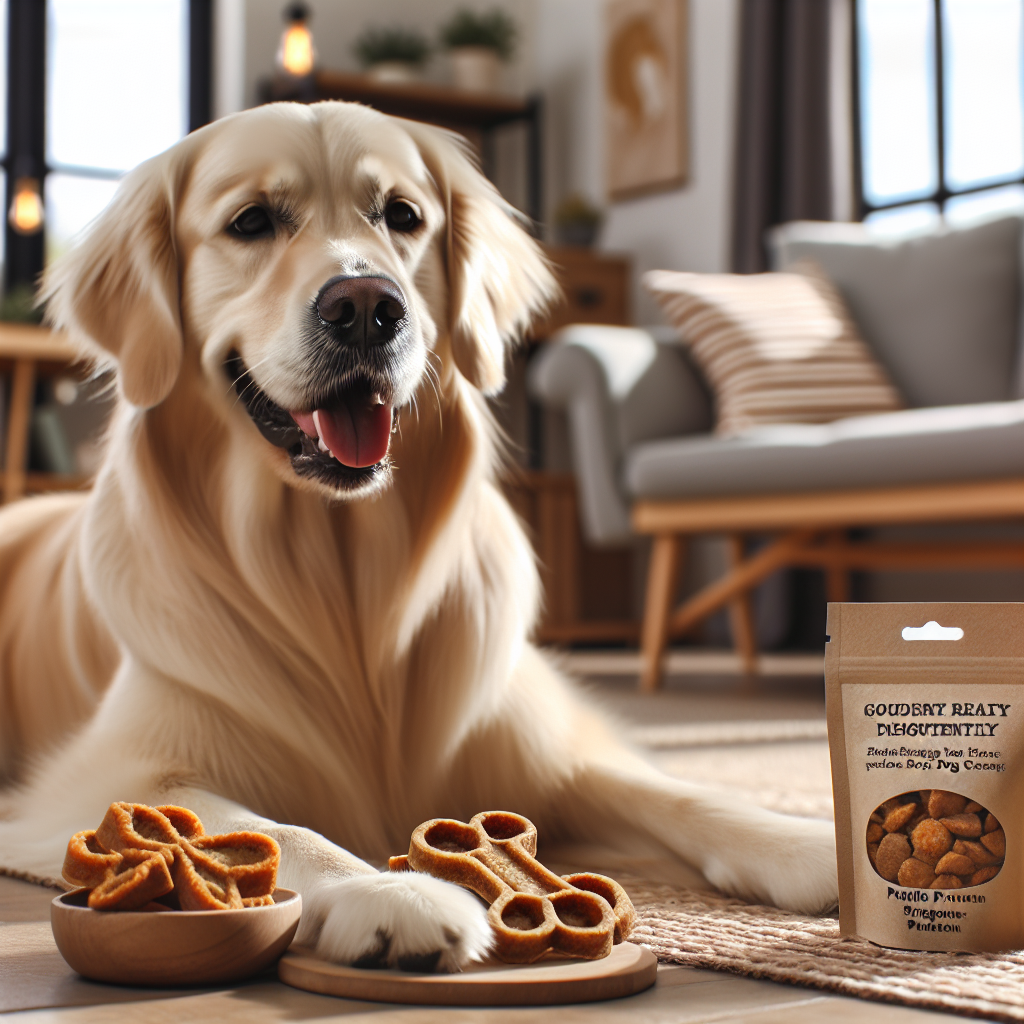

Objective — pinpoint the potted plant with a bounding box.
[439,9,516,93]
[552,193,603,248]
[0,283,43,324]
[354,27,430,83]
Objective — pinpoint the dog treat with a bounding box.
[865,790,1004,889]
[389,810,635,964]
[826,603,1024,953]
[62,802,280,912]
[62,830,175,912]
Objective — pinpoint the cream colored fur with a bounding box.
[0,102,837,970]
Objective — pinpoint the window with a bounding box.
[0,0,7,276]
[3,0,211,290]
[855,0,1024,230]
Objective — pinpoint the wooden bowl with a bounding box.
[51,887,301,987]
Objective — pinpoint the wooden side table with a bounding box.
[0,323,86,503]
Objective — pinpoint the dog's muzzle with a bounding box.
[227,275,415,494]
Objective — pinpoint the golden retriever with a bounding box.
[0,101,836,970]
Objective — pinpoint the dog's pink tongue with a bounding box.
[315,402,393,467]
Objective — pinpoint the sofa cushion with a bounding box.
[624,399,1024,500]
[643,265,903,436]
[769,216,1023,407]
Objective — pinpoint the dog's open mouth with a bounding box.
[226,352,394,490]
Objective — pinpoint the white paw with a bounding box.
[298,872,492,973]
[703,815,839,916]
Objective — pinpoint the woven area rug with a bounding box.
[624,877,1024,1022]
[626,717,1024,1022]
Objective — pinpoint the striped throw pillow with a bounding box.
[644,264,903,436]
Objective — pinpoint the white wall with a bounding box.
[215,0,247,118]
[536,0,740,323]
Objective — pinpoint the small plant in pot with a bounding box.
[0,284,43,324]
[552,193,603,248]
[354,27,430,83]
[440,8,516,93]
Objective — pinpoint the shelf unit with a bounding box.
[262,71,542,224]
[266,74,639,644]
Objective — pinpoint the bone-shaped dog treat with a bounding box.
[62,802,280,911]
[389,811,636,963]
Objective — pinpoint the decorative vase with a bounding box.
[366,61,421,84]
[449,46,502,92]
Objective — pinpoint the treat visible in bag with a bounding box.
[826,603,1024,952]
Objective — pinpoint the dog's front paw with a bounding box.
[300,872,491,973]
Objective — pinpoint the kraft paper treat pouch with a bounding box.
[825,603,1024,952]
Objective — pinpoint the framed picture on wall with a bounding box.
[605,0,688,201]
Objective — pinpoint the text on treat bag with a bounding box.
[864,702,1010,742]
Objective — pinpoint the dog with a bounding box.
[0,101,837,971]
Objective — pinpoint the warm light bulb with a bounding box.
[279,23,314,76]
[9,178,44,235]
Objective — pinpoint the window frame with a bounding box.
[2,0,211,290]
[852,0,1024,221]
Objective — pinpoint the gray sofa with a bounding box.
[528,214,1024,660]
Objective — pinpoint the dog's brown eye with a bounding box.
[384,200,420,232]
[230,206,273,238]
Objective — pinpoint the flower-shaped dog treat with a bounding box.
[389,811,635,963]
[175,831,281,910]
[62,802,280,911]
[63,829,175,911]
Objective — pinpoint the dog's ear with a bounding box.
[407,122,559,393]
[41,153,183,408]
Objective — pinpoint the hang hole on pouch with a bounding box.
[902,620,964,641]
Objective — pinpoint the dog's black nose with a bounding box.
[315,275,407,346]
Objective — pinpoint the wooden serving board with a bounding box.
[278,941,657,1006]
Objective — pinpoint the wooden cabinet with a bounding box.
[504,471,638,644]
[532,247,631,337]
[512,248,638,645]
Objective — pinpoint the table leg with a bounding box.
[726,535,758,675]
[640,534,684,692]
[825,529,851,603]
[3,358,35,503]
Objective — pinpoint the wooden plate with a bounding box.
[278,941,657,1006]
[51,887,301,987]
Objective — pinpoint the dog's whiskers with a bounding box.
[226,354,275,408]
[422,352,443,430]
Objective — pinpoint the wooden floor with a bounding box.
[1,657,967,1022]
